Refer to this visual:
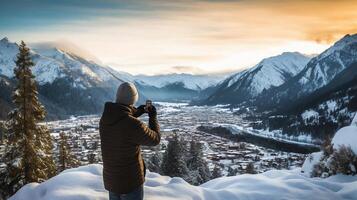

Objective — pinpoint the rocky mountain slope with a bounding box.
[202,52,311,105]
[259,34,357,112]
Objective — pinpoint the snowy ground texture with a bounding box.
[10,164,357,200]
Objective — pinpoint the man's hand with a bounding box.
[133,105,147,117]
[147,105,157,118]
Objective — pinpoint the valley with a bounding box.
[35,102,310,177]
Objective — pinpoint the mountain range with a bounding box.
[198,34,357,139]
[0,37,135,119]
[257,34,357,112]
[0,37,225,119]
[1,34,356,131]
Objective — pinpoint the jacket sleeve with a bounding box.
[132,107,143,118]
[130,116,161,146]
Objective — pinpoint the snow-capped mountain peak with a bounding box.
[0,38,20,77]
[0,37,10,43]
[0,37,136,118]
[319,33,357,60]
[226,52,309,94]
[256,34,357,112]
[202,51,310,105]
[0,37,132,87]
[296,34,357,93]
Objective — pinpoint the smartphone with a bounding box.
[145,100,152,112]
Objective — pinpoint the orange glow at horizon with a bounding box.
[5,0,357,75]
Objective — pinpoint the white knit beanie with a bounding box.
[116,82,138,105]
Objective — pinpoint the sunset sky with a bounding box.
[1,0,357,75]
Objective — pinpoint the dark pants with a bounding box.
[109,185,144,200]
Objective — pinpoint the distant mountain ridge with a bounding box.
[135,73,227,91]
[201,52,311,105]
[0,37,228,118]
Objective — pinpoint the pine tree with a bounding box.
[0,41,56,197]
[58,132,80,172]
[87,153,97,164]
[160,132,188,179]
[245,162,257,174]
[187,140,211,185]
[146,152,161,173]
[227,166,237,176]
[211,164,223,179]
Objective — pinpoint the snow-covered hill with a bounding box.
[135,73,226,91]
[10,164,357,200]
[202,52,311,105]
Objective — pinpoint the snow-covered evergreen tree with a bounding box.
[58,132,80,172]
[187,140,211,185]
[0,41,56,197]
[227,166,238,176]
[161,132,188,179]
[245,162,257,174]
[87,153,97,164]
[211,164,223,179]
[146,151,161,173]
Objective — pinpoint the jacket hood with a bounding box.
[100,102,134,125]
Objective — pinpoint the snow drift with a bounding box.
[10,164,357,200]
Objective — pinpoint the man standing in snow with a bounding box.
[100,82,160,200]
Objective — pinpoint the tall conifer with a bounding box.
[161,132,188,179]
[0,41,56,197]
[187,141,211,185]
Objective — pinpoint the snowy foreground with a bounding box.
[10,164,357,200]
[10,115,357,200]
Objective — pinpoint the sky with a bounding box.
[1,0,357,75]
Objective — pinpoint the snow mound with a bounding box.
[10,164,106,200]
[302,113,357,176]
[10,164,357,200]
[332,114,357,154]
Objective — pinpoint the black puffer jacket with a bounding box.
[99,102,160,194]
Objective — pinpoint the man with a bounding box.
[100,82,160,200]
